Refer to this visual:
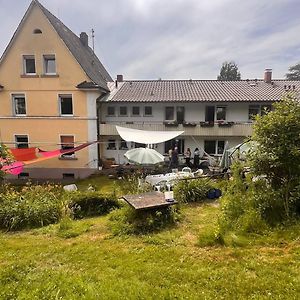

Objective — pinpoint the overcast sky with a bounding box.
[0,0,300,80]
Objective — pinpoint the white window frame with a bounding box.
[14,134,29,149]
[107,139,116,150]
[23,55,36,75]
[59,94,73,116]
[119,106,127,116]
[216,106,227,121]
[107,106,115,116]
[165,106,175,121]
[12,93,27,116]
[144,106,152,116]
[204,140,226,155]
[60,134,76,158]
[43,54,56,75]
[132,106,140,116]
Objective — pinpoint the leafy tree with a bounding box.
[286,62,300,80]
[217,61,241,81]
[249,95,300,217]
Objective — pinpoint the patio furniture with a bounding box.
[121,191,177,210]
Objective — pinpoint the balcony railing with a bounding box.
[99,121,253,137]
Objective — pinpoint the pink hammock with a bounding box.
[1,141,96,175]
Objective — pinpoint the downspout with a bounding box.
[96,91,109,167]
[96,98,102,167]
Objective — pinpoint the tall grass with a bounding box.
[0,184,64,230]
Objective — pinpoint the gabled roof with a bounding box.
[0,0,112,91]
[105,79,300,103]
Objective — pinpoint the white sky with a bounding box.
[0,0,300,80]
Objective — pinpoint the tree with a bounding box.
[217,61,241,81]
[286,62,300,80]
[249,95,300,217]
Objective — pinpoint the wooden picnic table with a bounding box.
[121,191,178,210]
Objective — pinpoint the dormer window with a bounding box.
[33,28,42,34]
[23,55,36,75]
[43,55,56,74]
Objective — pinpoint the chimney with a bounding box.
[80,32,88,47]
[264,68,272,83]
[117,74,123,82]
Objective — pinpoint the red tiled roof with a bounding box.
[106,80,300,102]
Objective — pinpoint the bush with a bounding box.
[67,191,120,219]
[121,174,152,195]
[0,184,64,231]
[173,178,215,203]
[109,205,180,235]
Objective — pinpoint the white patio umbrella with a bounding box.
[124,148,165,165]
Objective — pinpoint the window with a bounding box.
[119,140,128,150]
[217,141,225,154]
[261,104,272,116]
[23,55,36,74]
[107,139,116,150]
[165,107,174,120]
[60,136,75,157]
[204,140,225,155]
[216,106,226,121]
[12,94,26,115]
[43,55,56,74]
[15,135,29,149]
[204,141,216,155]
[62,173,75,179]
[107,106,115,116]
[132,106,140,116]
[164,138,184,154]
[133,142,146,148]
[59,95,73,115]
[176,106,185,124]
[18,172,29,179]
[248,105,260,120]
[119,106,127,116]
[144,106,152,116]
[33,28,42,34]
[248,104,272,120]
[205,106,215,122]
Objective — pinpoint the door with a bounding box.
[205,106,215,122]
[176,106,185,124]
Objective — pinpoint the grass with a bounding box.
[1,201,300,299]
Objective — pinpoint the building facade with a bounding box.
[1,1,299,179]
[0,0,112,179]
[98,75,299,164]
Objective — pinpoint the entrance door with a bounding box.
[205,106,215,122]
[176,106,185,124]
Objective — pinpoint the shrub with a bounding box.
[121,174,152,195]
[0,184,64,231]
[67,191,120,219]
[109,205,180,235]
[173,178,215,203]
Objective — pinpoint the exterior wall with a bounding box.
[0,5,101,178]
[100,136,246,165]
[98,101,268,164]
[100,101,272,124]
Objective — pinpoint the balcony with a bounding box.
[99,122,253,137]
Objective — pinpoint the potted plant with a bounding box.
[200,121,214,127]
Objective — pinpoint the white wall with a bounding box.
[101,102,273,123]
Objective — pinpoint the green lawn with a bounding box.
[1,200,300,299]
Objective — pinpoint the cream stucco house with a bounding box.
[0,0,112,179]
